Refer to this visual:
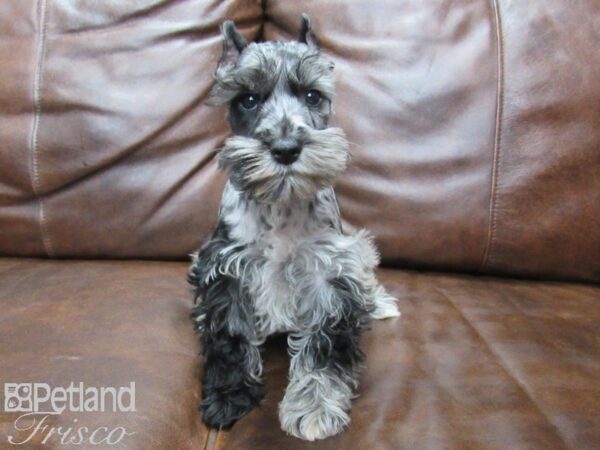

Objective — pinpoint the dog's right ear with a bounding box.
[218,20,247,66]
[207,21,246,106]
[298,13,318,49]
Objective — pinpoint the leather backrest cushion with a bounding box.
[265,0,600,283]
[0,0,261,259]
[0,0,598,282]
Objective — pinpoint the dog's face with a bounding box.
[209,15,349,203]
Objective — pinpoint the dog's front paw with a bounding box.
[279,398,349,441]
[201,385,262,429]
[279,374,352,440]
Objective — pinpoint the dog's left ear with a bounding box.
[298,13,318,49]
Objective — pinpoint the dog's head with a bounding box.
[208,14,349,203]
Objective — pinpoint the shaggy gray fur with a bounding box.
[190,14,399,441]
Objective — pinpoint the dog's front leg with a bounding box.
[279,276,369,441]
[197,274,263,429]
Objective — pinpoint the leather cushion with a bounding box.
[216,268,600,449]
[265,0,600,282]
[1,259,598,449]
[0,0,261,259]
[0,258,207,449]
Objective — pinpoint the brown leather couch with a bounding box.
[1,1,599,449]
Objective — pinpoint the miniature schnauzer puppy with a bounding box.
[189,14,399,441]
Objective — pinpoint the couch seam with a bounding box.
[480,0,504,272]
[434,284,571,450]
[258,0,267,41]
[30,0,54,258]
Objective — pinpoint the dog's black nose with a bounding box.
[270,144,302,165]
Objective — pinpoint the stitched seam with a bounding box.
[480,0,504,272]
[435,285,572,450]
[30,0,54,257]
[258,0,267,41]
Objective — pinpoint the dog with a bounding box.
[189,14,400,441]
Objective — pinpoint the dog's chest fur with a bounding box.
[220,182,342,338]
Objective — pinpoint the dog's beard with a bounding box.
[219,128,349,203]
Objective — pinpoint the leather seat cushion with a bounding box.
[0,258,207,449]
[1,259,598,449]
[218,269,600,449]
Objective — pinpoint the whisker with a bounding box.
[345,141,362,148]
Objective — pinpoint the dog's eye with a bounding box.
[305,89,322,106]
[239,93,259,110]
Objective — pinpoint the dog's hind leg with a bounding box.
[341,229,400,320]
[369,281,401,319]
